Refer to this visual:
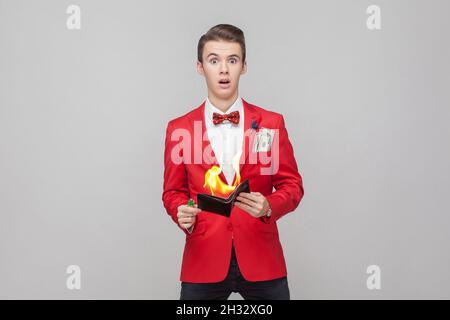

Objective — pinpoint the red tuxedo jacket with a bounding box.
[162,98,304,283]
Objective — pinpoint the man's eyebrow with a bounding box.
[206,53,241,59]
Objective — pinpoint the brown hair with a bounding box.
[197,24,246,63]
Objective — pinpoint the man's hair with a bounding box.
[197,24,246,63]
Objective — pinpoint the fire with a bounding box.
[203,150,242,197]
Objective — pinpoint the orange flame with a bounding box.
[204,150,242,197]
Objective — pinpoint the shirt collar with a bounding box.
[205,96,243,121]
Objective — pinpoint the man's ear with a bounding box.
[197,61,204,76]
[241,61,247,75]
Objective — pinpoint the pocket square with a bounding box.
[252,128,275,152]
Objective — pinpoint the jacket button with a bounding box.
[227,224,233,231]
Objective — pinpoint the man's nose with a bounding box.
[220,61,229,73]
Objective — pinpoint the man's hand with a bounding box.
[235,192,270,218]
[177,204,201,230]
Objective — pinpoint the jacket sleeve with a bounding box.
[262,115,304,223]
[162,120,192,235]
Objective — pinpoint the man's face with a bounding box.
[197,40,247,100]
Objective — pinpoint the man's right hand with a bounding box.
[177,204,201,230]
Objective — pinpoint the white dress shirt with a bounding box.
[187,96,244,234]
[204,96,244,186]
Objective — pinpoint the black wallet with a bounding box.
[197,179,250,217]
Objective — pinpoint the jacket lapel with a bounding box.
[238,98,261,182]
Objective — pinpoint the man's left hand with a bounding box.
[235,192,270,218]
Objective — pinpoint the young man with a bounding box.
[162,24,304,300]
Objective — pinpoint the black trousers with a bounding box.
[180,241,290,300]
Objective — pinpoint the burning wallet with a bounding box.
[197,179,250,217]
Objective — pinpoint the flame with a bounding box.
[204,150,242,197]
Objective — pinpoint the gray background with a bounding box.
[1,0,449,299]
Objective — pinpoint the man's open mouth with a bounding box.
[219,79,230,84]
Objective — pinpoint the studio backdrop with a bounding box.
[1,0,449,299]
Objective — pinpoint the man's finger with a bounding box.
[236,196,258,208]
[178,213,197,220]
[182,206,202,214]
[179,217,195,223]
[178,210,191,218]
[177,210,200,219]
[235,202,258,217]
[238,192,261,202]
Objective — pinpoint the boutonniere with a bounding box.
[250,118,259,132]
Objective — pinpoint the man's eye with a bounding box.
[210,59,218,64]
[230,59,237,64]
